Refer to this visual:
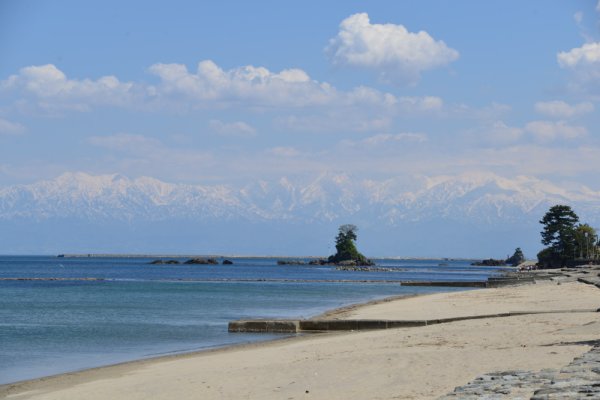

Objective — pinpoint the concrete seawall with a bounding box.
[228,272,577,334]
[228,309,598,333]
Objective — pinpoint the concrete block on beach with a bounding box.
[228,320,299,333]
[227,318,432,333]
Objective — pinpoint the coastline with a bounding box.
[2,273,600,400]
[0,255,494,387]
[0,292,433,390]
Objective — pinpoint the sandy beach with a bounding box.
[2,279,599,400]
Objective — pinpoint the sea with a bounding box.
[0,256,505,385]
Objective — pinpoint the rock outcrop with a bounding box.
[471,258,506,266]
[184,258,219,265]
[149,259,180,265]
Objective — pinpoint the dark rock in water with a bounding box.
[332,259,376,267]
[184,258,219,265]
[308,259,328,265]
[471,259,506,266]
[149,259,180,265]
[277,260,306,265]
[222,259,233,265]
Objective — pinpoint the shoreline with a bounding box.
[0,291,436,389]
[0,333,315,396]
[3,269,599,399]
[0,256,499,388]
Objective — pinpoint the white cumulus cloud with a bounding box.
[557,42,600,95]
[1,64,136,111]
[148,60,332,108]
[1,61,447,123]
[534,100,594,118]
[557,42,600,68]
[525,120,587,141]
[326,13,459,84]
[209,120,256,137]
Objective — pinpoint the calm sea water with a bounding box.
[0,256,504,384]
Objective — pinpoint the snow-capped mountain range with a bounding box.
[1,171,598,223]
[1,172,598,256]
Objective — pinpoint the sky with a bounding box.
[0,0,599,189]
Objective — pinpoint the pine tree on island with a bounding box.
[328,224,374,266]
[506,247,525,266]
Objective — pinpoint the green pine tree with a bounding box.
[539,205,579,258]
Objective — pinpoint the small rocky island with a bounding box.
[471,258,506,267]
[327,224,374,267]
[184,258,219,265]
[149,259,180,265]
[471,248,526,267]
[276,224,374,269]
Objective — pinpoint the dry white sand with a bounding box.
[331,280,600,320]
[2,281,599,400]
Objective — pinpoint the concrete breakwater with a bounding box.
[228,309,598,333]
[229,266,600,334]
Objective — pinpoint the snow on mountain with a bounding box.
[1,171,599,225]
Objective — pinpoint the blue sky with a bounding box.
[0,0,599,187]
